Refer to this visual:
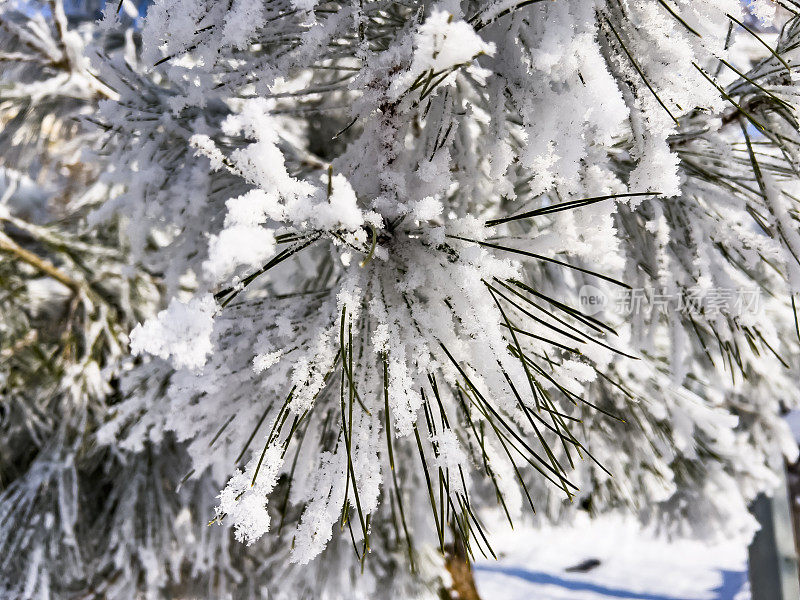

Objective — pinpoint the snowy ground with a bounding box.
[474,514,750,600]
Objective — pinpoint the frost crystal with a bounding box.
[130,295,216,370]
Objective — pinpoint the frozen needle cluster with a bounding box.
[4,1,800,598]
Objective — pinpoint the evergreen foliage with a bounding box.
[3,1,800,598]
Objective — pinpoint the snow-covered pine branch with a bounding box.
[104,0,800,567]
[4,0,800,598]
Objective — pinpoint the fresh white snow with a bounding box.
[475,514,750,600]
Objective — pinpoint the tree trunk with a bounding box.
[441,534,482,600]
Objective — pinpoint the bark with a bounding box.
[441,534,482,600]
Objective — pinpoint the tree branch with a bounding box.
[0,229,81,292]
